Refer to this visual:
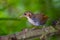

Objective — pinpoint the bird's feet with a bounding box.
[31,27,41,30]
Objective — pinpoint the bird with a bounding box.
[23,11,48,27]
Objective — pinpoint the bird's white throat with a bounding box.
[26,17,39,26]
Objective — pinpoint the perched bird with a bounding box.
[23,11,48,26]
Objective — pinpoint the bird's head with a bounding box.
[23,11,33,18]
[20,11,33,19]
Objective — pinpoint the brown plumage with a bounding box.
[24,11,48,26]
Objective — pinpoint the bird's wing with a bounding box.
[35,13,48,24]
[35,13,45,21]
[41,14,48,24]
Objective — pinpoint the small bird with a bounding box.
[23,11,48,26]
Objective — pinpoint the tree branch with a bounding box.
[0,26,59,40]
[0,20,60,40]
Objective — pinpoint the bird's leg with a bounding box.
[43,25,46,28]
[42,25,46,28]
[31,25,37,30]
[31,25,41,30]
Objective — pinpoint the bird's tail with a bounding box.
[51,20,58,30]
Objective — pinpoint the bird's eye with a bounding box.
[24,13,26,15]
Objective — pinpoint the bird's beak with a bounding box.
[20,15,24,18]
[19,15,25,18]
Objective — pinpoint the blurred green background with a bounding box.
[0,0,60,39]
